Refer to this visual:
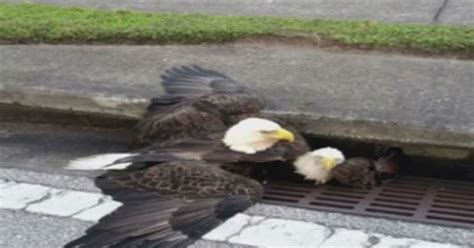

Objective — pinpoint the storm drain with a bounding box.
[262,177,474,229]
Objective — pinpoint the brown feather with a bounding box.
[130,65,264,149]
[331,157,378,189]
[65,161,263,248]
[375,147,403,179]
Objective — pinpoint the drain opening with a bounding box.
[262,177,474,228]
[261,138,474,229]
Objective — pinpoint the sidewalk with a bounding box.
[2,0,473,25]
[1,44,473,138]
[0,168,471,248]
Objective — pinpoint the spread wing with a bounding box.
[161,65,255,99]
[131,65,264,149]
[148,65,262,113]
[65,161,263,248]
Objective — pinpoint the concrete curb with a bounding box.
[0,87,147,119]
[1,88,472,159]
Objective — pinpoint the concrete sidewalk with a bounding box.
[1,44,473,138]
[1,167,472,247]
[2,0,473,25]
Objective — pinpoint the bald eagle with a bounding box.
[65,117,347,247]
[65,66,347,247]
[331,147,403,188]
[65,118,295,248]
[68,118,297,171]
[68,65,345,183]
[129,65,345,181]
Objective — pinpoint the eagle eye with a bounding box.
[259,130,276,134]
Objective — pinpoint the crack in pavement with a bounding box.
[22,189,56,208]
[433,0,449,23]
[222,217,252,242]
[68,196,105,217]
[315,227,336,247]
[224,216,268,242]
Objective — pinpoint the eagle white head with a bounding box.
[223,117,295,154]
[294,147,345,184]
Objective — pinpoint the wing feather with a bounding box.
[65,162,262,248]
[131,65,265,149]
[160,65,251,97]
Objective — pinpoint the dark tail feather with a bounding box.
[64,195,253,248]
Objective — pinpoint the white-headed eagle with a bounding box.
[65,66,345,247]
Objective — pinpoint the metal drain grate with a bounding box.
[262,177,474,228]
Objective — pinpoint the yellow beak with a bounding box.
[322,157,337,170]
[269,128,295,142]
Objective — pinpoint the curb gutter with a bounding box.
[1,88,472,159]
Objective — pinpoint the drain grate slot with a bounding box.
[428,209,474,218]
[320,192,365,199]
[265,190,306,198]
[262,177,474,228]
[365,208,413,216]
[433,198,473,206]
[315,196,359,204]
[262,196,299,203]
[384,184,428,191]
[438,190,474,198]
[309,202,355,209]
[369,203,417,211]
[431,204,474,212]
[374,197,419,206]
[378,193,423,200]
[426,215,474,224]
[381,188,425,196]
[435,194,474,202]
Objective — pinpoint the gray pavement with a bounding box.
[0,121,128,174]
[1,44,473,137]
[2,0,472,25]
[1,121,473,247]
[434,0,474,25]
[248,204,474,246]
[1,167,473,247]
[0,209,92,248]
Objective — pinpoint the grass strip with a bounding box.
[0,3,473,56]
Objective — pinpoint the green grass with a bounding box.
[1,3,473,56]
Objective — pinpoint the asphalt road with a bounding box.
[1,122,473,247]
